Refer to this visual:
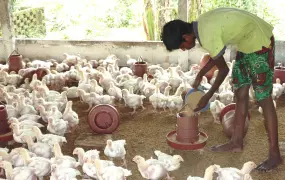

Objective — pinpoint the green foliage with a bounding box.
[201,0,279,27]
[98,0,139,28]
[146,7,155,40]
[4,0,283,40]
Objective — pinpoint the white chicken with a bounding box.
[0,161,37,180]
[72,147,100,166]
[215,161,257,180]
[21,135,53,159]
[94,159,132,180]
[107,81,122,101]
[32,126,67,147]
[187,164,219,180]
[47,117,69,136]
[154,150,184,172]
[132,155,173,180]
[121,89,146,114]
[62,101,79,131]
[166,86,185,114]
[149,84,168,112]
[104,139,127,167]
[210,100,225,124]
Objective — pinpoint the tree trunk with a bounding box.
[142,0,155,40]
[156,0,166,40]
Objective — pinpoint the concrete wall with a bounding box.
[275,41,285,64]
[0,39,4,58]
[0,39,284,70]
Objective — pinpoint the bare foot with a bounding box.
[210,142,243,152]
[255,156,283,172]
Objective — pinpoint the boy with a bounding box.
[160,7,282,171]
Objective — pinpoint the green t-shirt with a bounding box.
[196,7,274,59]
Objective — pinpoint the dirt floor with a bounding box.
[3,96,285,180]
[57,95,285,180]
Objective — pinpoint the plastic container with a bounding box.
[0,104,10,135]
[274,65,285,83]
[176,112,199,143]
[184,88,210,113]
[88,104,120,134]
[8,50,23,73]
[133,56,147,78]
[219,103,250,139]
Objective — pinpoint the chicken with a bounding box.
[149,84,168,112]
[95,159,132,180]
[133,155,173,180]
[154,150,184,172]
[166,86,185,114]
[210,100,225,124]
[121,89,146,114]
[104,139,127,167]
[107,82,122,101]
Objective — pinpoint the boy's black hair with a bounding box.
[160,19,193,51]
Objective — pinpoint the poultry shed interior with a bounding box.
[0,46,285,180]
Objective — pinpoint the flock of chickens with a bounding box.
[0,53,284,180]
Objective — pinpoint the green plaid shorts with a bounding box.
[232,36,275,101]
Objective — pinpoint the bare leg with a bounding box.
[211,85,250,152]
[256,96,282,171]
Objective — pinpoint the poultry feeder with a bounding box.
[133,56,148,78]
[0,103,13,144]
[274,63,285,83]
[88,104,120,134]
[8,50,23,73]
[167,88,209,150]
[219,103,250,139]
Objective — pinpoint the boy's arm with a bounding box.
[197,57,216,78]
[207,56,229,96]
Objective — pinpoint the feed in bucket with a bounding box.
[182,88,210,116]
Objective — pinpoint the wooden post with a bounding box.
[178,0,188,22]
[0,0,14,60]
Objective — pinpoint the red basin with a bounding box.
[274,66,285,83]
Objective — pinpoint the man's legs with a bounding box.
[211,84,250,152]
[256,95,282,171]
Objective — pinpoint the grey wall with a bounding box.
[0,40,4,59]
[0,39,284,69]
[276,41,285,64]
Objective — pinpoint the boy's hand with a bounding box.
[192,73,203,90]
[194,93,211,112]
